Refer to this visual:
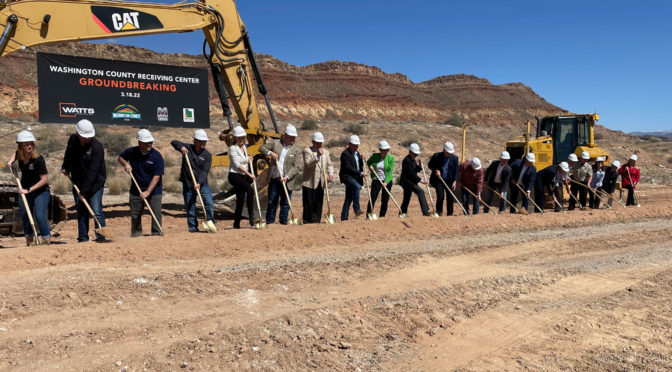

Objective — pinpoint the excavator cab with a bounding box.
[537,115,593,165]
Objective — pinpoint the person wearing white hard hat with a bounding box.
[339,135,367,220]
[568,151,593,210]
[302,132,334,223]
[365,140,395,218]
[61,119,107,242]
[171,129,214,232]
[399,143,431,216]
[428,141,459,216]
[458,157,484,215]
[602,160,620,207]
[7,130,51,245]
[227,126,256,228]
[509,152,537,212]
[482,151,512,213]
[118,129,164,237]
[534,162,570,212]
[618,154,640,206]
[259,124,302,225]
[589,157,606,208]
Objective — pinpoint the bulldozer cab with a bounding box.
[537,115,592,165]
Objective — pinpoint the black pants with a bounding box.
[228,172,254,227]
[367,180,392,217]
[568,180,588,210]
[533,185,546,213]
[434,179,455,216]
[589,186,604,208]
[302,184,324,224]
[401,183,429,215]
[624,185,637,206]
[509,184,530,212]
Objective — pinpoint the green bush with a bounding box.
[164,156,177,168]
[326,136,350,148]
[444,114,462,127]
[300,119,318,130]
[400,137,419,148]
[343,123,365,135]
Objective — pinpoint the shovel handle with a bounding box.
[276,162,299,220]
[14,176,41,244]
[419,162,438,214]
[321,156,333,213]
[438,177,468,216]
[625,167,640,205]
[462,184,496,215]
[485,185,518,213]
[129,171,163,234]
[514,182,543,213]
[70,180,104,229]
[567,179,587,208]
[368,166,403,213]
[184,153,210,218]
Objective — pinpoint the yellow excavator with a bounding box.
[0,0,281,231]
[505,114,610,170]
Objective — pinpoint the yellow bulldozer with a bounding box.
[505,114,610,169]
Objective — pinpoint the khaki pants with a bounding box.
[129,194,162,237]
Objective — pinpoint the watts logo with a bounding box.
[91,6,163,33]
[112,104,142,121]
[59,103,95,117]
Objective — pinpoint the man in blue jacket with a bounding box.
[509,153,537,212]
[428,141,459,216]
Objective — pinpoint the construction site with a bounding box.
[2,0,672,370]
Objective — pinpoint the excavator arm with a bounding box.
[0,0,281,166]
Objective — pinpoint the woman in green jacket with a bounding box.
[366,140,395,218]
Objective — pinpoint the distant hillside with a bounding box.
[631,130,672,139]
[0,42,567,126]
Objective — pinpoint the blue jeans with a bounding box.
[341,177,362,220]
[483,185,507,213]
[266,178,291,224]
[19,189,51,238]
[73,187,106,242]
[460,186,481,215]
[183,184,215,232]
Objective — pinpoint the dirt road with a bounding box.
[1,185,671,371]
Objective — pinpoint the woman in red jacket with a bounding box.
[618,154,640,206]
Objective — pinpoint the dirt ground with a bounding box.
[1,184,671,371]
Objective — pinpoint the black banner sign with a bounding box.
[38,52,209,128]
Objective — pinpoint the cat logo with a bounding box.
[91,6,163,34]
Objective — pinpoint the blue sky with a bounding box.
[98,0,671,132]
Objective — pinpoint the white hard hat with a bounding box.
[312,132,324,143]
[471,157,482,170]
[443,141,455,154]
[379,140,390,150]
[285,124,298,137]
[76,119,95,138]
[629,154,638,161]
[595,156,604,162]
[525,153,536,163]
[568,153,578,162]
[581,151,590,160]
[232,126,246,138]
[500,151,510,160]
[409,143,421,155]
[559,161,570,173]
[137,129,154,143]
[16,130,36,143]
[349,135,360,145]
[193,129,209,141]
[612,160,621,168]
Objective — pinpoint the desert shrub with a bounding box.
[300,119,318,130]
[343,123,365,135]
[105,159,118,177]
[98,129,131,157]
[401,137,419,148]
[162,168,182,194]
[164,155,177,168]
[594,131,604,140]
[51,175,71,195]
[444,114,462,127]
[326,136,349,148]
[107,175,130,195]
[667,156,672,164]
[40,137,64,157]
[649,136,662,142]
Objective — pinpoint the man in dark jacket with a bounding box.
[509,153,537,212]
[339,135,366,220]
[171,129,214,232]
[61,119,107,242]
[602,160,620,207]
[482,151,512,213]
[534,162,569,212]
[428,141,459,216]
[400,143,430,216]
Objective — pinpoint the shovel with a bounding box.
[462,185,497,215]
[369,166,407,218]
[590,187,612,209]
[363,179,378,220]
[251,179,267,229]
[485,185,518,214]
[603,190,627,209]
[184,153,217,233]
[437,176,468,216]
[419,162,440,217]
[68,176,113,240]
[567,179,588,210]
[321,156,336,224]
[12,170,41,245]
[277,165,302,225]
[129,171,163,235]
[552,194,566,213]
[625,167,641,207]
[514,183,543,213]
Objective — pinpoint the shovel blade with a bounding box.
[367,213,378,220]
[398,213,408,218]
[289,218,303,225]
[202,220,217,233]
[94,226,113,240]
[430,213,440,218]
[325,213,336,224]
[254,220,267,229]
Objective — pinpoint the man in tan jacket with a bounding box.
[302,132,334,223]
[259,124,303,225]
